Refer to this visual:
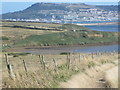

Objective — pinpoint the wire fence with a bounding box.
[2,51,117,80]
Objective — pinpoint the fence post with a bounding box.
[67,53,71,69]
[5,54,15,80]
[23,59,28,77]
[41,55,46,71]
[52,58,58,72]
[66,54,69,68]
[79,54,81,62]
[92,53,94,59]
[39,55,43,67]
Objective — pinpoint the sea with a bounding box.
[70,21,119,32]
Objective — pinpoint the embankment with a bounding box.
[60,60,118,88]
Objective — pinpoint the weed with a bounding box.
[87,61,95,68]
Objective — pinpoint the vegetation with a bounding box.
[96,5,118,11]
[2,21,118,49]
[2,3,118,19]
[1,21,118,88]
[60,52,70,55]
[2,21,62,50]
[2,52,118,88]
[0,36,9,40]
[87,61,95,68]
[15,30,118,47]
[60,24,87,30]
[8,52,31,57]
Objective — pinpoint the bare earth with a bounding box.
[60,60,118,88]
[105,66,118,88]
[0,55,2,89]
[0,71,1,89]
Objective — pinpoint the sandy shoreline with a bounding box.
[76,22,118,26]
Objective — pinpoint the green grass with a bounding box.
[15,30,118,47]
[2,21,118,49]
[87,61,96,68]
[60,52,70,55]
[0,36,9,40]
[8,52,31,57]
[60,24,87,30]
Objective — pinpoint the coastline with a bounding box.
[76,22,118,26]
[5,41,118,54]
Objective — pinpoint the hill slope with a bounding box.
[2,3,118,20]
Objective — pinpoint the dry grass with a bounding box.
[1,26,59,45]
[2,21,62,28]
[1,21,63,46]
[2,52,118,88]
[60,63,116,88]
[60,52,118,88]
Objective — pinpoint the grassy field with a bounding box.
[15,30,118,46]
[2,21,62,28]
[1,21,119,88]
[1,21,65,50]
[1,21,118,49]
[2,52,118,88]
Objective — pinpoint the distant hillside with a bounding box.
[23,3,68,11]
[1,3,118,21]
[2,3,94,19]
[96,5,118,11]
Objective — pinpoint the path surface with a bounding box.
[0,54,2,89]
[60,61,118,88]
[0,71,2,89]
[104,66,118,88]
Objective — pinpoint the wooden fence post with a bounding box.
[41,55,46,71]
[38,55,46,70]
[23,59,28,77]
[39,55,43,67]
[5,54,15,80]
[79,54,81,62]
[67,53,71,69]
[52,58,58,72]
[92,53,94,59]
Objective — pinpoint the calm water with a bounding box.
[73,44,119,53]
[22,44,119,54]
[85,25,118,32]
[69,21,117,24]
[22,21,119,54]
[70,21,118,32]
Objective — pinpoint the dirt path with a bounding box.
[0,69,2,89]
[60,61,118,88]
[104,66,118,88]
[0,54,2,89]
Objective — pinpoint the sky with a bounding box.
[1,0,119,2]
[1,0,119,14]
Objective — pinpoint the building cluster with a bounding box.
[5,8,118,23]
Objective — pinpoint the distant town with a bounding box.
[2,3,118,23]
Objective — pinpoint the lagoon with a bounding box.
[20,44,119,54]
[85,24,118,32]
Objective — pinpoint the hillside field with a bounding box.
[1,21,118,50]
